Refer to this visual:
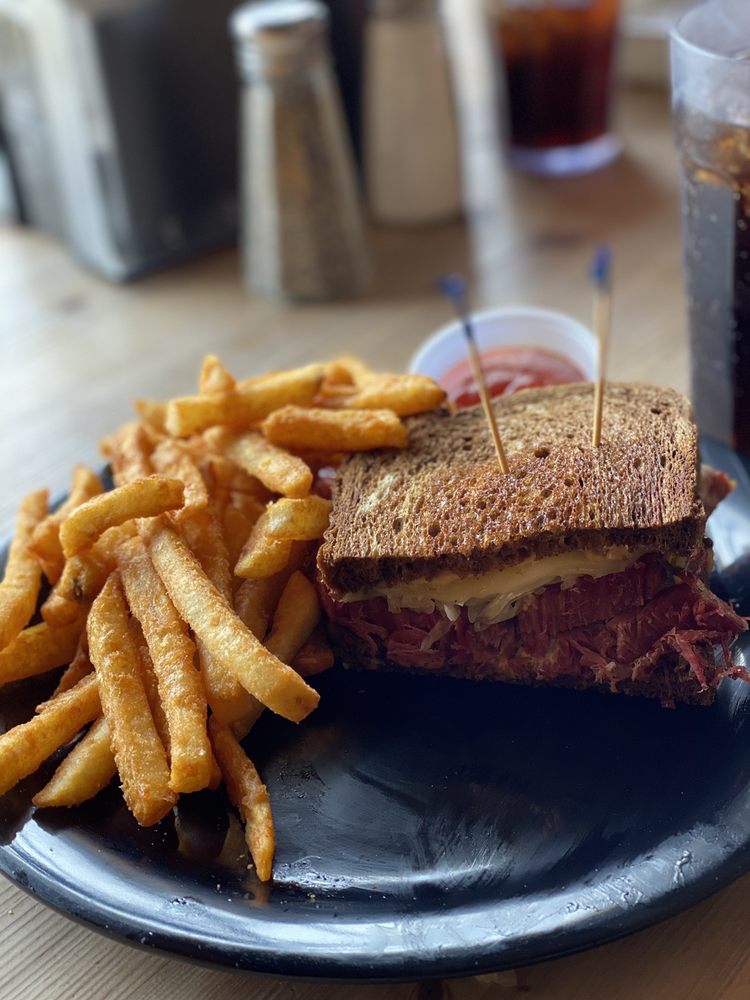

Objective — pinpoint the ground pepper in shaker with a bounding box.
[364,0,462,226]
[230,0,371,302]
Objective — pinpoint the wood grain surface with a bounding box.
[2,5,748,997]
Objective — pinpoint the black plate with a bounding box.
[1,441,749,982]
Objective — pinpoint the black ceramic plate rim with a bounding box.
[3,785,750,983]
[1,444,750,983]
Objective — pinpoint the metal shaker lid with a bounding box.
[230,0,330,79]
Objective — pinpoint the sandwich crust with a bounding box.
[318,383,705,596]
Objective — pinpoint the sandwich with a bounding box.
[317,383,748,706]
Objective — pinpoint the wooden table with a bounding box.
[2,19,750,999]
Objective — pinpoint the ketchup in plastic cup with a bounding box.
[442,346,586,408]
[408,306,597,403]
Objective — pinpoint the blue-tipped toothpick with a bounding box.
[590,245,612,448]
[438,274,510,474]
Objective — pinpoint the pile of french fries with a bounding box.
[0,355,444,881]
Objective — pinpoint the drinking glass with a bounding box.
[489,0,621,176]
[672,0,750,453]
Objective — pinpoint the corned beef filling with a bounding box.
[320,554,748,703]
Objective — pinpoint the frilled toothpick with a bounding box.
[590,245,612,448]
[438,274,510,474]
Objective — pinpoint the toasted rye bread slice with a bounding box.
[318,383,706,596]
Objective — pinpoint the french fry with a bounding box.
[0,353,429,853]
[324,355,376,387]
[119,538,211,794]
[0,490,47,650]
[230,555,311,737]
[177,432,216,462]
[108,421,154,484]
[32,716,116,808]
[262,406,407,452]
[292,629,335,677]
[166,364,325,437]
[234,578,283,641]
[41,555,99,627]
[284,451,345,472]
[0,618,83,688]
[165,391,248,437]
[317,384,354,402]
[28,466,103,583]
[63,464,104,510]
[129,616,171,757]
[232,571,322,742]
[208,717,274,882]
[228,639,331,748]
[100,434,114,460]
[265,572,321,665]
[320,363,355,391]
[234,509,293,580]
[212,429,313,499]
[52,632,93,696]
[149,526,319,723]
[60,476,184,557]
[199,455,270,501]
[236,364,326,393]
[179,504,249,722]
[208,753,222,790]
[179,505,233,602]
[150,439,209,520]
[229,620,330,748]
[40,585,86,628]
[87,573,176,826]
[230,702,265,742]
[131,615,225,797]
[233,542,309,639]
[220,497,258,550]
[223,505,258,570]
[264,496,332,541]
[0,674,100,797]
[197,636,253,728]
[139,423,167,451]
[134,399,168,435]
[176,506,255,727]
[41,522,136,627]
[128,570,219,790]
[323,373,446,416]
[228,490,266,521]
[199,354,236,394]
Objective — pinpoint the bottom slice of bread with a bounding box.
[329,638,717,707]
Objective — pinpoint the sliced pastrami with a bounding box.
[320,553,748,701]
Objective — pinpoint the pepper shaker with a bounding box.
[364,0,462,226]
[230,1,371,302]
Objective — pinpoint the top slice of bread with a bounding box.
[318,383,706,596]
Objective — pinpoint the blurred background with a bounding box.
[0,0,697,284]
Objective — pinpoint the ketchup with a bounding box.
[442,346,586,409]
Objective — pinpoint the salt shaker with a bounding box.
[230,1,371,302]
[364,0,462,225]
